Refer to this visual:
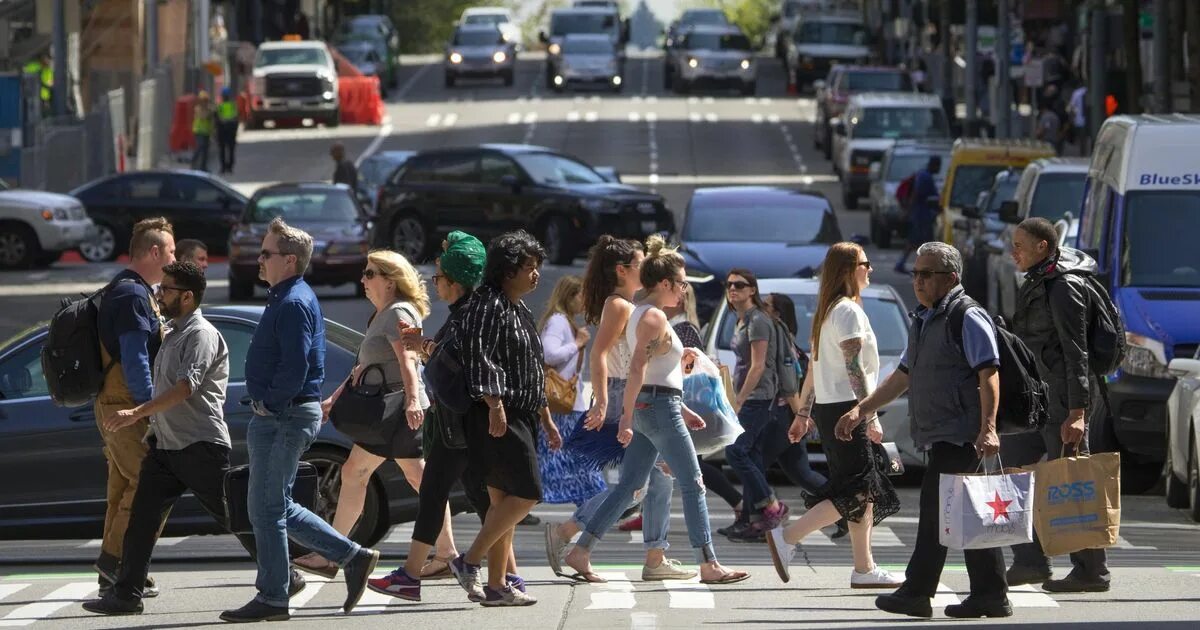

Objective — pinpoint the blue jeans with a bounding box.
[579,392,716,563]
[247,402,360,606]
[725,399,777,511]
[571,377,673,551]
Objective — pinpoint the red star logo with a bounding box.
[986,491,1013,522]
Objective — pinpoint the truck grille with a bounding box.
[265,76,324,98]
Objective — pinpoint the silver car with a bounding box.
[444,24,516,87]
[1166,351,1200,521]
[868,141,950,249]
[665,25,757,95]
[0,180,94,269]
[551,33,623,92]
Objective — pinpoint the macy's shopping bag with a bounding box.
[939,466,1035,550]
[1028,451,1121,557]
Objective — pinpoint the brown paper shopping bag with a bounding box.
[719,364,736,410]
[1027,451,1121,557]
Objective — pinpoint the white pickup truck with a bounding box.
[247,40,340,129]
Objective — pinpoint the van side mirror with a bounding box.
[998,200,1020,224]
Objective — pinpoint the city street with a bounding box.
[1,45,1198,629]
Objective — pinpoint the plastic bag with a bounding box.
[683,353,744,456]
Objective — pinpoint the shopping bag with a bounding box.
[1027,451,1121,557]
[939,464,1035,550]
[683,353,744,456]
[718,363,736,409]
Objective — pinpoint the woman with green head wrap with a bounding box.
[368,231,523,601]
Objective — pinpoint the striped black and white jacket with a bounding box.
[460,283,547,412]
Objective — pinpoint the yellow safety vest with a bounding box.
[23,61,52,103]
[217,101,238,122]
[193,106,213,135]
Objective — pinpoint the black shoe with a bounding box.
[342,548,380,614]
[518,514,541,526]
[289,569,307,598]
[219,599,290,623]
[726,522,767,543]
[944,597,1014,618]
[82,593,143,616]
[1042,574,1111,593]
[875,593,933,618]
[831,518,849,540]
[1006,564,1052,587]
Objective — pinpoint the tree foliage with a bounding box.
[388,0,506,53]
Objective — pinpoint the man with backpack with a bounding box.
[895,156,942,274]
[1003,217,1114,593]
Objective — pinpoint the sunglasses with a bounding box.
[726,280,752,291]
[362,269,380,280]
[858,261,872,269]
[910,269,954,280]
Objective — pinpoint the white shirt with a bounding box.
[812,298,879,404]
[541,312,588,412]
[627,305,683,390]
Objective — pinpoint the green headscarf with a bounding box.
[439,230,486,289]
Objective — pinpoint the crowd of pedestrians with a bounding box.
[74,212,1115,621]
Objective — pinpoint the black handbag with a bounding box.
[874,441,906,477]
[223,462,319,535]
[330,364,399,446]
[424,323,472,414]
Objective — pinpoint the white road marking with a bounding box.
[645,112,657,122]
[156,536,190,547]
[688,112,702,123]
[0,582,95,627]
[567,111,581,122]
[0,585,29,604]
[932,582,961,608]
[630,611,658,630]
[354,122,394,167]
[662,578,714,609]
[704,113,718,123]
[646,95,658,103]
[442,113,458,127]
[288,575,331,614]
[622,174,837,186]
[585,111,599,122]
[799,530,835,546]
[384,523,415,544]
[507,112,522,124]
[79,539,103,548]
[1007,584,1060,608]
[353,586,408,614]
[870,527,905,547]
[1114,535,1157,550]
[702,96,714,104]
[523,112,538,124]
[393,62,433,101]
[767,113,781,124]
[425,113,441,127]
[586,572,635,609]
[628,112,641,122]
[751,113,764,123]
[628,531,640,544]
[687,96,698,105]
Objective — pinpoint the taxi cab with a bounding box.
[939,138,1055,252]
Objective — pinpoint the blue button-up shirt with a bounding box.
[246,275,325,413]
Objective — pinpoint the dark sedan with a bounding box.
[356,150,415,215]
[0,306,430,546]
[71,170,247,262]
[679,186,842,320]
[226,183,370,301]
[374,144,674,265]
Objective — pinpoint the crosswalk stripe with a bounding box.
[1114,536,1157,550]
[1008,584,1059,607]
[585,572,635,610]
[0,585,29,604]
[442,113,458,127]
[425,113,441,127]
[871,527,905,547]
[932,582,961,608]
[507,112,522,124]
[157,536,190,547]
[288,575,330,615]
[384,523,414,544]
[628,531,640,544]
[78,539,102,548]
[800,531,835,546]
[630,611,658,629]
[0,582,94,627]
[354,585,408,614]
[662,578,713,609]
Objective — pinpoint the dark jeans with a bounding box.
[217,122,237,172]
[698,457,741,509]
[411,430,491,546]
[903,441,1007,601]
[191,134,210,172]
[725,399,776,511]
[763,402,828,495]
[113,441,258,601]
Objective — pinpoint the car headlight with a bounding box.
[581,198,620,213]
[687,57,699,68]
[40,207,70,221]
[1122,333,1172,379]
[549,43,561,55]
[326,241,367,256]
[449,52,463,64]
[741,59,751,70]
[493,51,507,63]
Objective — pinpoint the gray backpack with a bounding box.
[770,317,801,397]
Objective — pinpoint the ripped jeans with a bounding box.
[578,391,716,563]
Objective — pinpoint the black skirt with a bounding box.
[804,399,900,525]
[465,402,543,502]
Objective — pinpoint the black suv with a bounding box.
[373,144,674,264]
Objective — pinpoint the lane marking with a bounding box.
[442,113,458,127]
[384,523,415,544]
[585,111,598,122]
[567,111,581,122]
[752,113,764,124]
[354,121,394,167]
[1114,535,1157,550]
[0,585,29,604]
[1007,584,1059,608]
[78,540,102,549]
[622,174,835,186]
[631,611,658,630]
[800,531,835,547]
[628,112,641,122]
[662,578,714,609]
[156,536,190,547]
[586,572,635,610]
[870,527,905,547]
[704,112,718,123]
[628,531,640,544]
[0,582,95,627]
[688,112,701,123]
[507,112,522,124]
[353,584,409,614]
[288,575,330,615]
[425,113,441,127]
[932,582,961,608]
[523,112,538,124]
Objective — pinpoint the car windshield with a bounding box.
[1122,191,1200,288]
[720,293,909,355]
[551,13,618,37]
[454,29,503,46]
[887,153,947,180]
[513,153,606,185]
[852,107,948,139]
[949,165,1009,208]
[846,71,911,92]
[795,22,867,46]
[247,191,358,223]
[682,10,727,25]
[464,14,508,26]
[986,177,1019,213]
[686,33,752,51]
[564,38,613,54]
[1029,173,1087,220]
[684,203,841,244]
[255,47,329,68]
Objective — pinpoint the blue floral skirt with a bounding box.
[538,411,608,506]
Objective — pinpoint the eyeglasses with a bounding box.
[158,285,187,295]
[259,250,288,259]
[726,280,752,291]
[910,269,954,280]
[857,261,872,269]
[431,273,444,283]
[362,269,379,280]
[673,279,690,290]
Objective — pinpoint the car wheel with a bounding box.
[228,275,255,301]
[741,81,756,96]
[842,187,858,210]
[391,214,428,262]
[0,223,39,269]
[79,222,119,262]
[541,214,574,266]
[302,447,388,546]
[325,111,340,128]
[1166,437,1190,509]
[445,72,456,88]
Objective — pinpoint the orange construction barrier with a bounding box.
[169,94,197,153]
[338,76,383,125]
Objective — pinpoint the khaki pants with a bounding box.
[94,397,149,559]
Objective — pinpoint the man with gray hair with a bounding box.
[834,241,1011,619]
[221,218,379,623]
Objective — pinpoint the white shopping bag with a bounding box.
[939,464,1035,550]
[682,352,743,456]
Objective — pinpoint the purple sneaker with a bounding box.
[449,554,485,602]
[367,567,421,602]
[506,573,526,593]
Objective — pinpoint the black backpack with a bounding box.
[949,297,1050,435]
[1055,272,1126,377]
[41,279,128,408]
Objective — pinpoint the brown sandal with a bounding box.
[420,556,454,580]
[700,570,750,585]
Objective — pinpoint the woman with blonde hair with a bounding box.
[538,276,607,506]
[294,250,458,578]
[765,242,902,589]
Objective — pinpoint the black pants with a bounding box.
[411,430,491,546]
[903,441,1007,601]
[698,457,741,509]
[113,441,258,601]
[216,122,237,172]
[762,402,828,495]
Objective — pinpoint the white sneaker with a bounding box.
[479,585,538,607]
[851,564,905,589]
[766,527,796,583]
[642,558,698,581]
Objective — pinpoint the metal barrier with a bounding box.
[18,93,116,192]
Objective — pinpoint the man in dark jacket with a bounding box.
[1004,217,1110,593]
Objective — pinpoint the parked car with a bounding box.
[337,40,392,97]
[784,12,870,90]
[246,40,340,129]
[832,92,950,209]
[373,144,673,265]
[0,179,94,269]
[678,186,841,321]
[336,14,400,58]
[226,183,370,301]
[445,24,517,87]
[1166,350,1200,521]
[664,7,729,50]
[0,306,442,545]
[988,157,1088,318]
[539,6,626,88]
[459,7,522,48]
[701,277,918,469]
[867,140,950,248]
[71,170,247,262]
[814,65,915,160]
[551,33,623,92]
[356,150,415,215]
[955,168,1018,302]
[664,24,756,95]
